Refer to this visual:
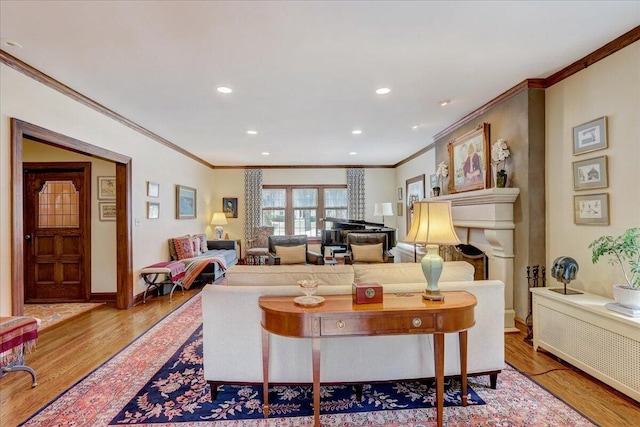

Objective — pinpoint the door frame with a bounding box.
[11,118,134,314]
[23,162,92,303]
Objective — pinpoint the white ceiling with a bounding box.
[1,1,638,167]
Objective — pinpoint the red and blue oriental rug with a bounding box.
[20,292,596,426]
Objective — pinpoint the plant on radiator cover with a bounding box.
[589,227,640,309]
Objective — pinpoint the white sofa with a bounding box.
[201,262,504,398]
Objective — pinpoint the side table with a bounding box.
[259,291,476,427]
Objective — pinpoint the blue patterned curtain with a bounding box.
[244,169,263,243]
[347,168,365,220]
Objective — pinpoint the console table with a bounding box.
[259,291,477,427]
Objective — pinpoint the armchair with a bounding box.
[245,226,274,265]
[268,235,325,265]
[344,233,394,264]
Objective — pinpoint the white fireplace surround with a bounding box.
[395,188,520,330]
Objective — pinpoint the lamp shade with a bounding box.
[210,212,228,226]
[374,202,394,216]
[404,201,460,245]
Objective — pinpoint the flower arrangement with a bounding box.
[435,161,448,187]
[491,139,511,172]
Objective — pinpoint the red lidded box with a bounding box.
[352,283,383,304]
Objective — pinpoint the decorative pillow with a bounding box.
[275,244,307,265]
[192,233,208,253]
[168,235,189,260]
[173,236,195,260]
[351,243,383,263]
[191,237,202,256]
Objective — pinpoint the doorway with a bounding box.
[23,163,91,303]
[11,119,134,314]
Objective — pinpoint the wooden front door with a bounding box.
[23,163,91,303]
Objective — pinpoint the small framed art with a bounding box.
[147,202,160,219]
[397,188,402,201]
[176,185,196,219]
[99,202,117,221]
[147,181,159,197]
[98,176,116,199]
[574,193,609,225]
[573,155,608,191]
[573,116,607,155]
[223,197,238,218]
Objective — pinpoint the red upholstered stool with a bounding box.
[140,261,186,303]
[1,316,39,388]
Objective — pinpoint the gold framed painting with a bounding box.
[447,123,490,194]
[574,193,609,225]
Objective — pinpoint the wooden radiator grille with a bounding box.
[538,305,640,393]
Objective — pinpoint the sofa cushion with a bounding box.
[275,244,307,265]
[193,233,208,253]
[351,243,383,263]
[168,235,190,260]
[173,236,195,260]
[352,261,475,284]
[225,265,355,287]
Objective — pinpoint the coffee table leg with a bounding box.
[261,328,269,418]
[434,333,444,427]
[459,330,468,406]
[312,338,321,427]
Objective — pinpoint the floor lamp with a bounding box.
[404,201,460,300]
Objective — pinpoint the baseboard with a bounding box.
[91,292,117,305]
[513,316,528,334]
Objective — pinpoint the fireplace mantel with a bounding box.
[434,187,520,330]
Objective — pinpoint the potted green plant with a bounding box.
[589,227,640,309]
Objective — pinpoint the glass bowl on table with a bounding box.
[294,280,324,306]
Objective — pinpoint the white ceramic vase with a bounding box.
[613,284,640,309]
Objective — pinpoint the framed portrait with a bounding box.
[573,155,608,191]
[98,176,116,199]
[176,185,196,219]
[405,174,425,232]
[574,193,609,225]
[147,202,160,219]
[147,181,159,197]
[573,116,607,155]
[223,197,238,218]
[448,123,490,194]
[99,202,116,221]
[397,188,402,201]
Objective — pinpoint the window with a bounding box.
[262,186,347,239]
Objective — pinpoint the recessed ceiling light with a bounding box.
[247,130,257,135]
[349,152,357,155]
[375,87,391,95]
[2,39,22,49]
[439,100,450,107]
[262,152,270,156]
[411,124,420,130]
[217,86,232,94]
[352,130,362,135]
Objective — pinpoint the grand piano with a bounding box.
[320,217,397,256]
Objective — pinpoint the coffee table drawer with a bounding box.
[320,314,437,336]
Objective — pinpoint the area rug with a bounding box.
[20,293,596,426]
[23,302,105,331]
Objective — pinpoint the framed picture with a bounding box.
[573,116,607,155]
[397,188,402,201]
[396,202,403,216]
[573,155,608,191]
[99,202,116,221]
[147,181,159,197]
[97,176,116,199]
[405,174,425,231]
[574,193,609,225]
[176,185,197,219]
[223,197,238,218]
[429,173,438,189]
[147,202,160,219]
[448,123,490,193]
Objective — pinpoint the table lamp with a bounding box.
[404,201,460,300]
[210,212,228,240]
[374,202,393,226]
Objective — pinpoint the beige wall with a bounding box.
[546,42,640,297]
[1,63,217,314]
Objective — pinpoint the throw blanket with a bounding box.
[179,256,227,288]
[0,316,38,368]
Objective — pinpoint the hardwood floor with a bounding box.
[2,290,638,426]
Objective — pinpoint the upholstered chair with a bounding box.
[267,235,325,265]
[245,226,274,265]
[344,233,394,264]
